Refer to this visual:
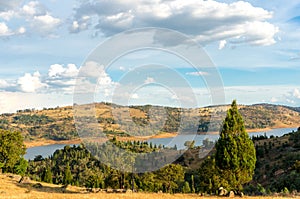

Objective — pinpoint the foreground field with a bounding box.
[0,174,297,199]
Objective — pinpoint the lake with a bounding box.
[24,127,297,160]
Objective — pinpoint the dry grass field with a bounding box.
[0,173,298,199]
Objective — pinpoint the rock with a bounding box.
[240,192,244,197]
[228,191,235,197]
[219,187,228,196]
[106,188,113,193]
[126,189,133,193]
[18,176,31,184]
[91,188,101,193]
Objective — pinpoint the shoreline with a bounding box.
[25,126,298,148]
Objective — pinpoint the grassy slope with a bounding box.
[251,130,300,189]
[0,173,290,199]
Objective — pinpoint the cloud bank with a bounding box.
[71,0,279,46]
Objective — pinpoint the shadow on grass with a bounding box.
[16,181,83,194]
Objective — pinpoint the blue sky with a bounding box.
[0,0,300,113]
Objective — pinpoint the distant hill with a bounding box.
[0,103,299,142]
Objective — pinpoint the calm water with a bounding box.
[24,144,78,160]
[24,127,297,160]
[148,127,298,150]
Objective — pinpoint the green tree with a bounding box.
[198,156,226,194]
[182,181,191,193]
[13,157,28,176]
[43,166,53,183]
[156,164,185,193]
[215,100,256,192]
[0,130,26,172]
[191,174,195,193]
[63,164,73,185]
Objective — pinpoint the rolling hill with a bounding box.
[0,103,299,143]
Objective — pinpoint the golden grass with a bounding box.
[24,138,82,148]
[0,174,298,199]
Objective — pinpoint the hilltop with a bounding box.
[0,103,299,145]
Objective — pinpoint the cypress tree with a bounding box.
[215,100,256,192]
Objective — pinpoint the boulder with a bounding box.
[219,187,228,196]
[228,191,235,197]
[18,176,31,184]
[106,188,113,193]
[126,189,133,193]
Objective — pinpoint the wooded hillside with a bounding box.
[0,103,299,141]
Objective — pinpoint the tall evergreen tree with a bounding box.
[215,100,256,192]
[63,164,73,185]
[43,166,53,183]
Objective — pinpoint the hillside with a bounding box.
[0,103,299,143]
[249,128,300,193]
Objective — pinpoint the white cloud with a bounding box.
[293,88,300,99]
[32,14,61,34]
[71,0,279,46]
[75,61,118,99]
[0,22,26,36]
[22,1,37,15]
[17,71,47,93]
[131,93,139,99]
[21,1,46,16]
[48,64,65,77]
[69,15,91,33]
[48,64,79,78]
[0,10,16,20]
[144,77,155,84]
[0,79,10,88]
[0,22,12,36]
[186,71,209,76]
[17,26,26,34]
[219,40,227,50]
[46,64,80,94]
[0,1,61,37]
